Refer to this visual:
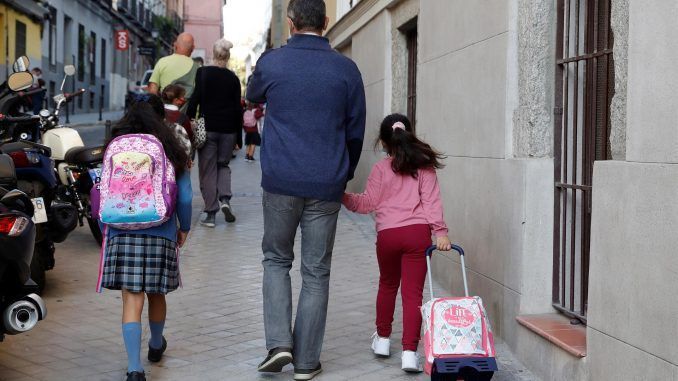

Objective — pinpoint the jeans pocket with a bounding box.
[263,192,297,213]
[314,200,341,215]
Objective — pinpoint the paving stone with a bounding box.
[0,154,538,380]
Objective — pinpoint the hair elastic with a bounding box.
[392,121,406,130]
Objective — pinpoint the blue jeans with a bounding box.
[262,191,340,369]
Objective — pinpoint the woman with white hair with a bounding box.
[187,38,243,227]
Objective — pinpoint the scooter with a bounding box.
[38,65,104,245]
[1,57,102,246]
[0,152,47,341]
[0,58,79,291]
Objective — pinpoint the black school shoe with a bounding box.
[257,347,293,373]
[148,336,167,362]
[126,371,146,381]
[294,363,322,380]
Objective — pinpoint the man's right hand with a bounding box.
[147,82,159,95]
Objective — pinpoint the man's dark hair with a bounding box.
[287,0,326,32]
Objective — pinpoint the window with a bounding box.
[78,24,85,81]
[553,0,614,323]
[63,15,73,65]
[15,21,26,58]
[90,31,96,84]
[48,7,57,71]
[403,21,418,130]
[100,38,106,78]
[90,91,95,109]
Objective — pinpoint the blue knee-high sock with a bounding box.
[122,322,143,373]
[149,320,165,349]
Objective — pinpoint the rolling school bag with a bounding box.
[422,245,498,380]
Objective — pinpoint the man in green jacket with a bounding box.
[148,33,199,106]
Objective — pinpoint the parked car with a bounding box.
[125,69,153,110]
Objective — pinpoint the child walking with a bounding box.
[342,114,451,373]
[242,102,263,162]
[97,100,192,381]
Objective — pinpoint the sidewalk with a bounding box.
[63,109,124,126]
[0,152,537,381]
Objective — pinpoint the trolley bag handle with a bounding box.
[425,244,469,300]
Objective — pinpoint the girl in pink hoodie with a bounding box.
[343,114,451,373]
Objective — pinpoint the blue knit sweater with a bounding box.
[246,34,366,202]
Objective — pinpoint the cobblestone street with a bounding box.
[0,153,537,381]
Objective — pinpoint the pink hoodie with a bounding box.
[342,158,448,237]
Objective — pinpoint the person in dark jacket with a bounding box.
[246,0,366,379]
[187,38,243,227]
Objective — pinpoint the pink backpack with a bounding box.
[243,109,257,128]
[97,134,177,230]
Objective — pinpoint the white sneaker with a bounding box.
[401,350,422,373]
[371,332,390,357]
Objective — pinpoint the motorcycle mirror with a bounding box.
[0,189,34,217]
[64,65,76,76]
[12,56,30,73]
[7,72,34,91]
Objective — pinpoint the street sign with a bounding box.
[115,30,129,51]
[137,46,155,56]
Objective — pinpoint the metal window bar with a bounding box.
[553,0,614,323]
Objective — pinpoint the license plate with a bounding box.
[31,197,48,224]
[89,168,102,184]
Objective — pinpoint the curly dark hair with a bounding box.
[377,113,445,178]
[107,100,188,176]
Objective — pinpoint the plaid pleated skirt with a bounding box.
[100,234,180,294]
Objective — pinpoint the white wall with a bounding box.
[587,1,678,378]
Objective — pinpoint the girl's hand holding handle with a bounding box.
[436,236,452,251]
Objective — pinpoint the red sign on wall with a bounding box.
[115,30,129,51]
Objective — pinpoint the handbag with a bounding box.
[192,68,207,149]
[193,117,206,149]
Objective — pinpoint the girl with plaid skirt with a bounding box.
[99,100,192,381]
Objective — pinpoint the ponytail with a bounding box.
[376,114,445,177]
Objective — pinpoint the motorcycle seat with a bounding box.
[0,141,34,154]
[64,146,104,165]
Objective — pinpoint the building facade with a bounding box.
[183,0,223,63]
[0,0,47,81]
[269,0,355,48]
[37,0,181,113]
[327,0,674,380]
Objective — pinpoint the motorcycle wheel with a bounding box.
[29,248,46,295]
[87,217,103,246]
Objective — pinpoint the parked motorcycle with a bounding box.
[0,152,47,341]
[38,65,104,245]
[0,58,79,290]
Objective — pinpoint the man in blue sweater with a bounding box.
[247,0,366,379]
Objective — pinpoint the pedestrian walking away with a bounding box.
[148,33,199,113]
[187,38,242,227]
[243,101,263,162]
[247,0,366,379]
[161,85,195,162]
[94,98,193,381]
[342,113,452,373]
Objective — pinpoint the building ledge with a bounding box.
[516,313,587,358]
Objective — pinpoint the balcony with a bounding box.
[144,9,152,31]
[117,0,129,13]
